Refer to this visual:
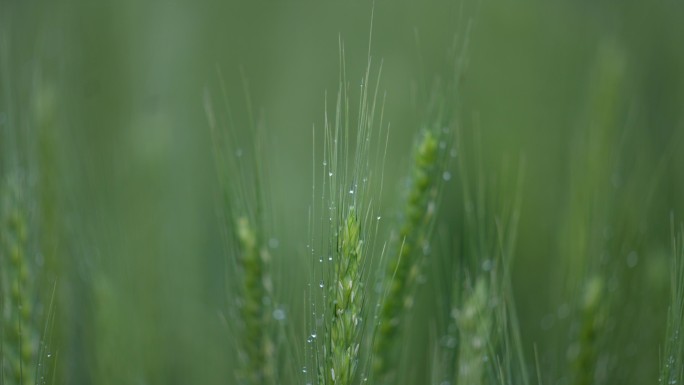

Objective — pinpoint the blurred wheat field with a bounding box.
[1,1,684,385]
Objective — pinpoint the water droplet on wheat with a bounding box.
[442,171,452,181]
[481,259,492,271]
[273,308,286,321]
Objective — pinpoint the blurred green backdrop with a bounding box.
[1,0,683,384]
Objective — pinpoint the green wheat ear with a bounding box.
[567,275,606,385]
[453,277,492,385]
[373,130,440,383]
[1,178,38,385]
[327,208,364,385]
[205,85,277,385]
[660,224,684,385]
[235,215,275,385]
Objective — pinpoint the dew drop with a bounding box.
[481,259,492,271]
[273,308,286,321]
[329,172,333,177]
[442,171,452,181]
[319,281,325,288]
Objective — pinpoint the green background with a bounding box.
[2,0,683,384]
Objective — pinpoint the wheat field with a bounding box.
[1,1,684,385]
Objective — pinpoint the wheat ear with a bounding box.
[373,130,439,383]
[1,178,37,385]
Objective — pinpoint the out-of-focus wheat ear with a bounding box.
[453,277,492,385]
[660,222,684,385]
[235,215,275,385]
[205,84,277,385]
[373,130,439,384]
[571,275,605,385]
[1,178,37,385]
